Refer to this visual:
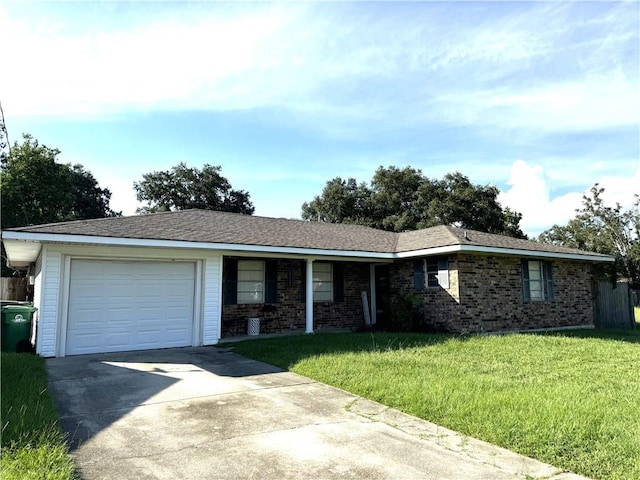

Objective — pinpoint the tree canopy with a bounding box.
[0,118,8,164]
[133,163,254,215]
[538,185,640,283]
[1,134,119,230]
[302,166,525,237]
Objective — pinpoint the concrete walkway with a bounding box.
[47,347,588,480]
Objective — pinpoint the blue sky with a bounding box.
[1,1,638,237]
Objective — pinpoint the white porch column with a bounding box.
[369,264,377,326]
[305,258,314,334]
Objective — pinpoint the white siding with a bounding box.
[31,244,223,356]
[202,256,221,345]
[36,249,62,357]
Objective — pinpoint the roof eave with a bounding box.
[395,244,615,262]
[0,231,397,261]
[2,231,615,264]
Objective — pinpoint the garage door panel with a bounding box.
[67,332,102,354]
[106,331,131,348]
[139,309,163,321]
[66,260,196,355]
[137,329,161,340]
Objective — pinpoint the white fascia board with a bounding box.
[2,231,614,263]
[395,244,615,262]
[395,245,462,258]
[0,231,396,261]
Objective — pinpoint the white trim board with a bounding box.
[2,231,615,264]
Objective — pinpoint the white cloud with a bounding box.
[2,1,637,138]
[499,160,583,236]
[0,5,302,117]
[448,74,639,133]
[499,159,640,237]
[1,1,636,223]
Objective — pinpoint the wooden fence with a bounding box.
[1,277,27,301]
[594,280,635,329]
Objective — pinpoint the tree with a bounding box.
[1,134,118,230]
[369,166,424,232]
[419,172,521,235]
[134,162,254,215]
[538,185,639,283]
[0,119,8,164]
[302,166,526,237]
[1,102,9,164]
[1,134,118,276]
[301,177,372,225]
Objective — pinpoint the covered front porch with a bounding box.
[220,256,390,338]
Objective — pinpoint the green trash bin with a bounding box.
[1,304,37,353]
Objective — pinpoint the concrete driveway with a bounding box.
[47,347,586,480]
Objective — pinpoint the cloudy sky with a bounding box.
[1,1,638,237]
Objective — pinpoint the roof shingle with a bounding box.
[5,209,611,259]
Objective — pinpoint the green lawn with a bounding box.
[1,353,76,480]
[228,330,640,480]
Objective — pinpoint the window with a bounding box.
[313,262,333,302]
[237,260,265,304]
[522,260,554,302]
[413,257,449,290]
[301,262,344,303]
[426,257,449,289]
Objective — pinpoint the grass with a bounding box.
[228,330,640,480]
[1,353,76,480]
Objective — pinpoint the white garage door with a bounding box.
[66,259,196,355]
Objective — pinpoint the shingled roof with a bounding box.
[3,209,612,260]
[395,225,609,258]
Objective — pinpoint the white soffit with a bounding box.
[1,238,42,266]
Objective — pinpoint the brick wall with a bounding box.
[389,254,595,333]
[388,256,461,332]
[315,262,371,329]
[221,259,371,336]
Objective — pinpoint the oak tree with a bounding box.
[302,166,526,237]
[1,134,118,229]
[134,163,254,215]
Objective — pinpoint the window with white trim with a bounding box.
[237,260,265,304]
[522,260,554,302]
[313,262,333,302]
[426,257,449,289]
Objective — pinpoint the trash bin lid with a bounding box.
[0,300,32,307]
[1,304,37,312]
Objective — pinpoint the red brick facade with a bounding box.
[221,259,371,336]
[389,253,595,333]
[221,253,596,336]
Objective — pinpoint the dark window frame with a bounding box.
[223,258,279,305]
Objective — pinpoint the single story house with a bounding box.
[1,209,613,357]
